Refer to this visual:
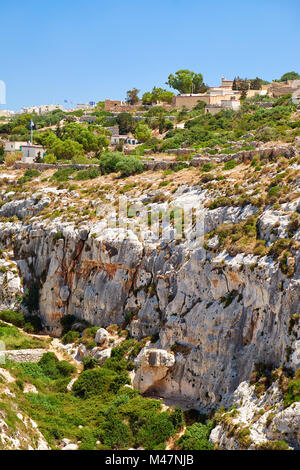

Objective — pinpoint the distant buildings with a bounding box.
[75,103,96,111]
[205,99,241,115]
[110,132,138,147]
[172,77,268,110]
[269,79,300,99]
[21,144,45,163]
[5,141,27,152]
[79,115,97,123]
[0,110,15,118]
[21,104,63,115]
[104,99,141,112]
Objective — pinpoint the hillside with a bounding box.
[0,94,299,450]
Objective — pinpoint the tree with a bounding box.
[250,77,262,90]
[280,71,300,81]
[134,123,152,142]
[115,156,144,176]
[116,112,136,134]
[142,91,153,105]
[232,76,249,99]
[142,87,175,105]
[166,70,207,94]
[126,88,140,105]
[49,138,84,160]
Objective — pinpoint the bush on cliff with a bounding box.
[176,421,214,450]
[72,368,120,398]
[38,352,76,379]
[0,309,25,327]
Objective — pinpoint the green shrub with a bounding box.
[62,330,80,345]
[200,162,214,172]
[75,168,100,180]
[267,185,281,199]
[0,310,24,327]
[56,360,76,377]
[257,440,290,450]
[82,357,100,370]
[284,373,300,407]
[73,368,118,398]
[99,151,125,174]
[38,352,75,379]
[115,156,144,176]
[51,167,76,182]
[223,160,237,170]
[44,153,57,164]
[17,169,40,184]
[99,416,133,449]
[177,422,214,450]
[136,412,175,450]
[170,407,185,430]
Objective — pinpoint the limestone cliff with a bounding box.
[0,183,299,412]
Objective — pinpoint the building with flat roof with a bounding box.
[5,141,27,152]
[22,144,45,163]
[21,104,62,115]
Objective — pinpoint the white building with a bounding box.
[76,103,96,111]
[21,104,62,115]
[205,99,241,115]
[110,133,138,146]
[0,110,15,117]
[5,141,27,152]
[22,144,45,163]
[221,99,241,110]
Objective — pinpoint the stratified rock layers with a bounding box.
[1,201,299,409]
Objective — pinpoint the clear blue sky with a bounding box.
[1,0,300,110]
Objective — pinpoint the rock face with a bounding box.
[0,195,50,220]
[133,348,175,394]
[0,252,23,311]
[0,187,299,410]
[95,328,109,345]
[266,402,300,448]
[210,381,300,450]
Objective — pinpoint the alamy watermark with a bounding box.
[96,196,205,249]
[0,340,5,364]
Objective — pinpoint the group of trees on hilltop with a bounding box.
[166,70,208,94]
[280,71,300,81]
[125,69,208,106]
[142,87,174,105]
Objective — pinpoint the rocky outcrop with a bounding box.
[133,348,175,394]
[210,381,300,450]
[0,195,50,220]
[0,184,299,410]
[0,252,23,311]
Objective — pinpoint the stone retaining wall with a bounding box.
[13,145,296,173]
[3,349,46,363]
[14,162,99,171]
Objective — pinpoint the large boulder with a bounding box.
[95,328,109,345]
[133,348,175,394]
